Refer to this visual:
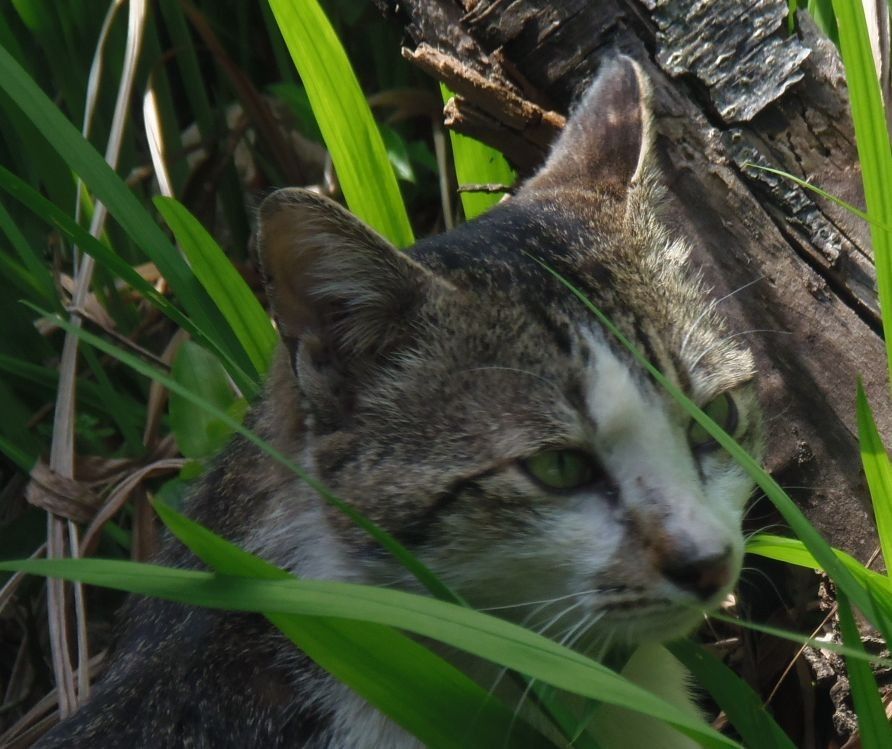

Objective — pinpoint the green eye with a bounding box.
[522,449,600,491]
[689,393,738,450]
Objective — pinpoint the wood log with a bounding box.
[380,0,887,561]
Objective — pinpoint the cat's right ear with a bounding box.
[257,188,443,384]
[522,55,652,196]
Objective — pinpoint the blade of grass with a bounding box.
[157,0,250,247]
[0,555,741,749]
[0,41,255,385]
[81,346,144,456]
[155,197,277,376]
[747,533,892,638]
[152,501,552,749]
[0,353,143,427]
[808,0,840,45]
[0,165,259,397]
[0,198,55,303]
[0,431,35,474]
[706,607,892,668]
[440,83,515,220]
[0,379,41,468]
[857,382,892,575]
[748,534,892,594]
[267,0,414,247]
[741,162,892,232]
[669,640,796,749]
[0,243,52,302]
[837,592,892,748]
[831,0,892,387]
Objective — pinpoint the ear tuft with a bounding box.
[257,189,438,370]
[523,55,652,195]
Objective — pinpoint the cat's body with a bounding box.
[37,58,760,748]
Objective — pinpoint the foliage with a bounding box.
[1,0,892,746]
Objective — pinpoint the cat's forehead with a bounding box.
[409,196,752,402]
[411,194,620,295]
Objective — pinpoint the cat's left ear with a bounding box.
[522,55,653,196]
[256,188,446,376]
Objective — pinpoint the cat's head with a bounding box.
[257,57,761,645]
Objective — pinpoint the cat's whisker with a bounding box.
[738,566,787,601]
[485,599,580,702]
[763,404,794,424]
[478,588,599,612]
[594,626,613,662]
[561,612,596,652]
[462,365,562,397]
[680,275,765,356]
[535,600,587,639]
[743,522,787,540]
[504,676,539,749]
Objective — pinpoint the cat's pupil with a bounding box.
[688,393,738,450]
[522,449,598,490]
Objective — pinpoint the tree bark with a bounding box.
[384,0,887,561]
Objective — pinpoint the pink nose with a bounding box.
[660,545,734,600]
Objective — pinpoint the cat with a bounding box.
[35,55,760,748]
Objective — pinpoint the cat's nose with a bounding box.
[660,544,734,600]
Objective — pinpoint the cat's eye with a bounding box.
[688,393,738,451]
[522,449,602,491]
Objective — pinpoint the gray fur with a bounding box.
[37,57,760,748]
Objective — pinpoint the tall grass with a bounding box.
[0,0,891,747]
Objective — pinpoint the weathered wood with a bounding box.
[646,0,811,123]
[388,0,888,561]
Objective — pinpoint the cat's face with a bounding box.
[258,58,761,648]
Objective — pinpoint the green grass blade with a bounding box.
[155,197,277,376]
[0,353,143,426]
[152,501,552,749]
[747,534,889,589]
[156,0,250,246]
[157,0,213,136]
[747,533,892,643]
[440,84,516,219]
[808,0,840,45]
[267,0,414,247]
[0,556,741,749]
[837,592,892,748]
[669,640,796,749]
[0,379,40,470]
[857,382,892,575]
[0,198,55,303]
[0,41,253,383]
[741,162,892,232]
[0,432,35,473]
[154,499,291,580]
[708,608,892,668]
[0,165,259,397]
[169,341,238,459]
[0,243,51,302]
[272,615,551,749]
[81,346,144,455]
[831,0,892,386]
